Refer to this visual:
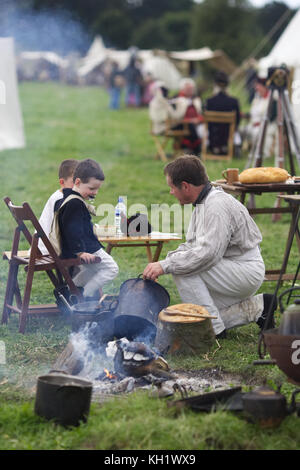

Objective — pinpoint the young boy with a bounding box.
[56,158,119,300]
[38,159,78,254]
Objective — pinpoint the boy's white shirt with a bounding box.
[38,189,63,254]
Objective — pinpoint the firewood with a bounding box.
[51,340,84,376]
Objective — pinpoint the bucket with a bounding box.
[34,373,93,427]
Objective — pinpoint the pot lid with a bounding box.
[244,386,284,401]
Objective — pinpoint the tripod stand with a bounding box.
[246,87,300,172]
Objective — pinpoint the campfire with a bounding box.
[51,323,238,399]
[50,279,237,399]
[102,368,117,381]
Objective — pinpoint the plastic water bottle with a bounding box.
[115,196,127,235]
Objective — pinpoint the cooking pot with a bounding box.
[34,373,93,427]
[258,328,300,385]
[278,287,300,335]
[113,275,170,342]
[58,293,118,342]
[242,386,300,428]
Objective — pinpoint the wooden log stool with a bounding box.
[154,304,216,356]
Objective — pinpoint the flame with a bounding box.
[104,368,116,380]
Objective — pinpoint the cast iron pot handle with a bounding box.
[289,389,300,414]
[278,287,300,313]
[109,298,119,311]
[137,273,157,284]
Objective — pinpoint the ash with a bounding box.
[92,369,240,400]
[67,325,239,400]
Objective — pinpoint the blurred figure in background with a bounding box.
[149,78,203,155]
[245,58,258,104]
[108,61,124,110]
[141,72,156,106]
[171,78,203,155]
[149,81,176,134]
[123,54,143,107]
[205,71,241,156]
[242,77,277,160]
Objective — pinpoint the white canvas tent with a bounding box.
[170,48,237,75]
[78,37,182,89]
[18,51,68,81]
[259,9,300,127]
[0,38,25,151]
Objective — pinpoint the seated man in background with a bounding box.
[171,78,203,155]
[205,71,241,155]
[149,81,176,135]
[143,155,277,339]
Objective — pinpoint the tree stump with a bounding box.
[154,304,216,356]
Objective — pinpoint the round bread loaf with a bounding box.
[159,303,210,323]
[239,167,289,184]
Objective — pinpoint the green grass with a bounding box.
[0,82,300,450]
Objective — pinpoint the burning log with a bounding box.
[112,339,170,378]
[51,340,84,376]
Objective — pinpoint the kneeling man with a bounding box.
[143,155,276,338]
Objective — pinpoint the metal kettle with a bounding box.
[278,288,300,336]
[242,386,300,428]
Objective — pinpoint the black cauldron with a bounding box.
[113,275,170,342]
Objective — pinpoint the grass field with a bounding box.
[0,82,300,450]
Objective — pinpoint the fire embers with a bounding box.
[96,368,119,383]
[110,338,170,378]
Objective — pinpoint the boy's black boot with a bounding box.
[256,294,278,330]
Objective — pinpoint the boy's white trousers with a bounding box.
[172,247,265,335]
[72,249,119,297]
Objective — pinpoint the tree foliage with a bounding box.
[190,0,264,64]
[3,0,297,64]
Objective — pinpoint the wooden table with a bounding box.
[98,233,181,263]
[212,180,300,281]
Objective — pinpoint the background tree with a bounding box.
[131,11,191,50]
[92,9,133,48]
[256,1,295,57]
[190,0,263,64]
[0,0,297,64]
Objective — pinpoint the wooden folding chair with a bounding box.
[1,197,100,333]
[201,110,236,161]
[150,119,190,162]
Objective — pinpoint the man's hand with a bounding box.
[79,252,96,264]
[143,262,164,281]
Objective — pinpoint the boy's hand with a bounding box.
[79,252,96,264]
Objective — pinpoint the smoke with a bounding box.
[69,323,114,380]
[0,2,91,55]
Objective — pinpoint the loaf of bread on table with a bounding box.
[239,167,289,184]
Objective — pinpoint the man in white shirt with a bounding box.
[143,155,277,338]
[38,159,78,254]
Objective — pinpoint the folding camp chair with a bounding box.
[202,110,236,161]
[1,197,101,333]
[150,119,190,161]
